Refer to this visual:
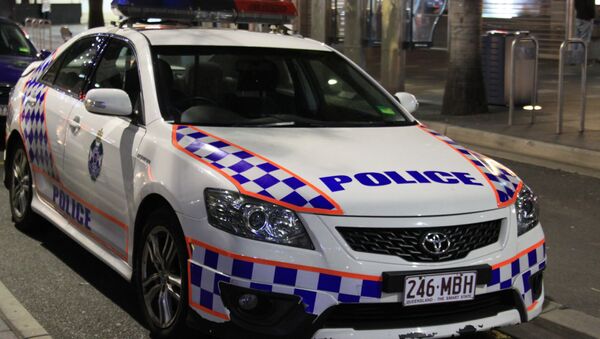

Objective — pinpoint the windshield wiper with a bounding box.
[232,121,328,127]
[245,121,297,127]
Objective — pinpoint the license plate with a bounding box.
[403,271,477,306]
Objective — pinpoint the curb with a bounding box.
[0,280,51,339]
[501,300,600,339]
[423,121,600,179]
[537,305,600,339]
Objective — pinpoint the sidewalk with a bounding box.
[0,280,51,339]
[405,49,600,178]
[0,316,17,339]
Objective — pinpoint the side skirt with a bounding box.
[31,193,133,281]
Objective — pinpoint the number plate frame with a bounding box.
[402,271,477,306]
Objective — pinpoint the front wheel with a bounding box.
[135,209,189,338]
[9,143,36,231]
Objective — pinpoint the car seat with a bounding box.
[233,59,280,118]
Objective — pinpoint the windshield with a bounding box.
[153,46,414,127]
[0,24,34,57]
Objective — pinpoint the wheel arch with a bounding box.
[132,193,181,267]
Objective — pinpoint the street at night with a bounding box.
[1,0,600,338]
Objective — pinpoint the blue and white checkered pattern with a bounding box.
[422,127,521,206]
[487,242,546,308]
[174,125,340,213]
[188,241,382,319]
[188,239,545,321]
[20,57,58,180]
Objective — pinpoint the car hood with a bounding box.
[0,55,37,85]
[174,125,520,217]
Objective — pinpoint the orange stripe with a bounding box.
[37,190,128,261]
[187,237,382,282]
[174,125,344,215]
[492,239,545,270]
[17,81,27,130]
[32,165,129,258]
[31,166,128,231]
[189,301,230,320]
[41,88,60,182]
[527,300,539,311]
[418,125,523,208]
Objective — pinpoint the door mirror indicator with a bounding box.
[394,92,419,114]
[85,89,132,117]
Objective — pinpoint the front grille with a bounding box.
[337,219,502,262]
[319,290,524,330]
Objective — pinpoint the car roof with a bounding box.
[139,28,331,51]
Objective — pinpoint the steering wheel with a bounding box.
[177,96,218,108]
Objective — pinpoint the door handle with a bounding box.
[26,97,37,106]
[69,116,81,133]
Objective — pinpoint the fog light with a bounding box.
[238,293,259,311]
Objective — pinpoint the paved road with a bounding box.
[0,158,598,338]
[500,159,600,319]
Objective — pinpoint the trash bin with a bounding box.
[481,30,536,106]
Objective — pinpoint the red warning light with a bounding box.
[234,0,297,17]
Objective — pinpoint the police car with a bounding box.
[4,0,545,338]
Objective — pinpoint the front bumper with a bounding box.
[181,207,546,338]
[313,309,523,339]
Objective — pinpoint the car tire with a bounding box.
[9,142,37,231]
[135,208,190,338]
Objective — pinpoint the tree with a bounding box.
[441,0,487,115]
[88,0,105,29]
[380,0,406,93]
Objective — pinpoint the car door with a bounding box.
[62,37,146,261]
[28,36,106,210]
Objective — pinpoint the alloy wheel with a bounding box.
[11,148,31,220]
[141,226,183,329]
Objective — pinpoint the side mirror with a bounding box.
[37,49,52,60]
[394,92,419,114]
[85,89,132,117]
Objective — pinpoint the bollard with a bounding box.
[508,35,539,126]
[557,39,587,134]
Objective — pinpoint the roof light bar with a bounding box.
[112,0,297,24]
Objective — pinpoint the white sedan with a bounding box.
[5,16,545,339]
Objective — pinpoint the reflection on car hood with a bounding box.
[173,125,521,217]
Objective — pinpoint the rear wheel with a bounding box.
[9,143,36,231]
[135,209,189,338]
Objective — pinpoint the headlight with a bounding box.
[204,188,314,249]
[516,185,539,236]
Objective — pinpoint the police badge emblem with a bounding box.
[88,129,104,181]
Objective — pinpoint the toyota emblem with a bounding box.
[420,232,451,255]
